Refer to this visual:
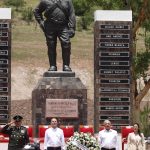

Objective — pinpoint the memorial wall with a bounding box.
[0,8,11,124]
[94,10,133,131]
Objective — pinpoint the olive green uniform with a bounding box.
[0,125,29,150]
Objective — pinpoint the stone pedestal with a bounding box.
[32,71,87,137]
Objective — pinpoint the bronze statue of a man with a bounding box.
[33,0,76,71]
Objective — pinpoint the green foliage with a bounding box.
[73,0,100,30]
[131,0,150,28]
[73,0,129,30]
[130,0,143,21]
[85,0,124,10]
[77,8,94,30]
[145,36,150,51]
[4,0,26,11]
[143,19,150,32]
[21,7,34,24]
[73,0,91,16]
[133,51,150,79]
[140,104,150,137]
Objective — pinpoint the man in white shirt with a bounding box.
[44,118,65,150]
[98,120,118,150]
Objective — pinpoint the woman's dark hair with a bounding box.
[134,123,141,136]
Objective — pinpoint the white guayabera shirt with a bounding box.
[98,129,119,150]
[44,127,65,150]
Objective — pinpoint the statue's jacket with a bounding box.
[33,0,76,30]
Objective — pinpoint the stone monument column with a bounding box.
[0,8,11,124]
[32,72,87,137]
[94,10,133,132]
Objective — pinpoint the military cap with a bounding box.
[13,115,23,122]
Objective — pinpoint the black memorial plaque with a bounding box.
[100,34,129,39]
[0,77,8,83]
[0,59,8,64]
[100,25,130,30]
[94,16,133,131]
[0,105,8,110]
[0,32,8,37]
[0,114,8,120]
[100,97,130,102]
[0,96,8,101]
[99,42,129,48]
[0,23,9,28]
[100,61,129,66]
[99,69,129,75]
[0,87,8,92]
[0,50,8,55]
[100,79,129,84]
[100,116,129,120]
[99,52,129,57]
[0,10,11,124]
[0,41,8,46]
[0,68,8,74]
[100,88,130,93]
[100,106,129,111]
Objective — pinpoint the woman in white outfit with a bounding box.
[127,123,145,150]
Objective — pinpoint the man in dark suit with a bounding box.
[0,115,29,150]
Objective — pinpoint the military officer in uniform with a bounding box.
[0,115,29,150]
[33,0,76,72]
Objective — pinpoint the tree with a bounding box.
[73,0,95,30]
[73,0,91,16]
[129,0,150,124]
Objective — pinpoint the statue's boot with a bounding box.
[62,44,72,72]
[48,46,57,71]
[48,65,57,71]
[63,65,72,71]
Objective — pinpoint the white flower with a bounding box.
[66,132,100,150]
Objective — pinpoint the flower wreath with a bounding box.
[66,132,100,150]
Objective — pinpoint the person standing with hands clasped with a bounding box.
[98,120,119,150]
[127,123,145,150]
[0,115,29,150]
[44,118,65,150]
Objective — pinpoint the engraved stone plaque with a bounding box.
[46,99,78,118]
